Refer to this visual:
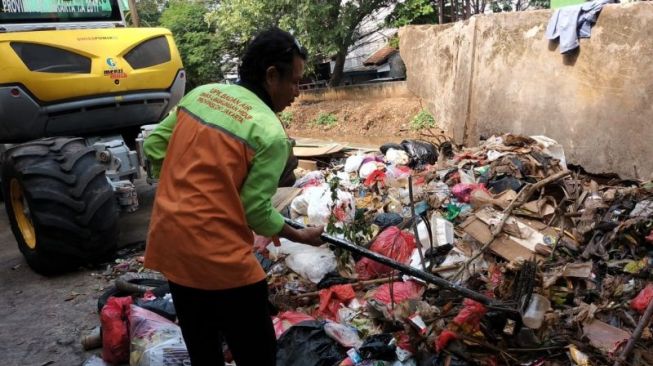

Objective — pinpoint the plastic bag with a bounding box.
[324,322,363,348]
[293,170,325,188]
[345,154,366,173]
[373,281,424,305]
[82,355,110,366]
[276,321,347,366]
[273,311,316,339]
[135,295,176,322]
[632,284,653,314]
[386,148,410,166]
[356,227,416,280]
[373,213,403,231]
[358,333,396,361]
[285,245,337,284]
[451,183,488,203]
[303,184,356,226]
[400,140,438,168]
[359,161,384,179]
[317,284,357,320]
[385,165,411,188]
[101,296,133,365]
[129,305,190,366]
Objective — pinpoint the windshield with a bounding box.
[0,0,122,24]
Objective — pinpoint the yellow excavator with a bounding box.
[0,0,184,274]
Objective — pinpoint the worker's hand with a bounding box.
[298,225,325,246]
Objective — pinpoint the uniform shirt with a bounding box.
[143,83,290,290]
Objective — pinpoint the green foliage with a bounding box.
[386,0,438,27]
[312,113,338,127]
[410,110,437,130]
[159,0,222,90]
[134,0,168,27]
[278,111,293,127]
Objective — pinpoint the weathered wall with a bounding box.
[400,2,653,178]
[298,81,414,102]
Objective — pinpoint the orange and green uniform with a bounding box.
[143,83,291,290]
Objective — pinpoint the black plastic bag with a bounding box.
[373,212,404,230]
[134,297,176,322]
[400,140,438,168]
[276,321,347,366]
[358,333,396,361]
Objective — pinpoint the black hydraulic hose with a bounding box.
[284,218,520,317]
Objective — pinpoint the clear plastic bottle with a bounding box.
[522,294,551,329]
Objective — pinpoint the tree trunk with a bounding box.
[450,0,457,21]
[128,0,140,27]
[329,49,347,87]
[465,0,471,19]
[438,0,445,23]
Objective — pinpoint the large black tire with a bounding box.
[2,137,119,275]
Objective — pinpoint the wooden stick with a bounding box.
[614,294,653,366]
[291,277,396,299]
[453,170,572,280]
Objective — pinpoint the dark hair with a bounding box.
[238,27,308,85]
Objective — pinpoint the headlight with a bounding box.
[124,36,171,69]
[10,42,91,73]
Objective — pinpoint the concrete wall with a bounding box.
[400,2,653,178]
[298,81,415,102]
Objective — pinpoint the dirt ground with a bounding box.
[0,180,156,366]
[0,95,432,366]
[286,96,442,146]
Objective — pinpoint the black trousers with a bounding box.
[169,280,276,366]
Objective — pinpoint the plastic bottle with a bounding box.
[522,294,551,329]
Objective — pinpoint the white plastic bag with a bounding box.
[324,322,363,348]
[385,148,409,166]
[285,245,337,283]
[359,161,383,179]
[344,154,365,173]
[129,305,190,366]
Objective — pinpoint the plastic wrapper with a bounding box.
[101,296,133,364]
[356,227,416,280]
[317,284,356,320]
[631,283,653,313]
[129,305,189,366]
[372,280,424,305]
[324,322,363,348]
[273,311,316,339]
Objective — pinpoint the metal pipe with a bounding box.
[285,218,519,316]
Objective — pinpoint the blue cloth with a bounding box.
[545,0,614,54]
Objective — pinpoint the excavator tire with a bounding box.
[2,137,119,275]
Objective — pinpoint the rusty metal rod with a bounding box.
[285,218,519,316]
[614,294,653,366]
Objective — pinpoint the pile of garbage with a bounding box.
[86,133,653,366]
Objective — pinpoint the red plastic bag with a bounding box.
[451,183,488,203]
[632,284,653,313]
[356,227,416,280]
[364,170,387,187]
[373,280,424,305]
[646,230,653,243]
[273,311,315,339]
[453,298,487,332]
[101,296,133,364]
[435,329,458,352]
[316,284,356,320]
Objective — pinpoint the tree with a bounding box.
[159,0,223,90]
[207,0,397,87]
[283,0,397,87]
[135,0,169,27]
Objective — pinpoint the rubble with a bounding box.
[86,133,653,365]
